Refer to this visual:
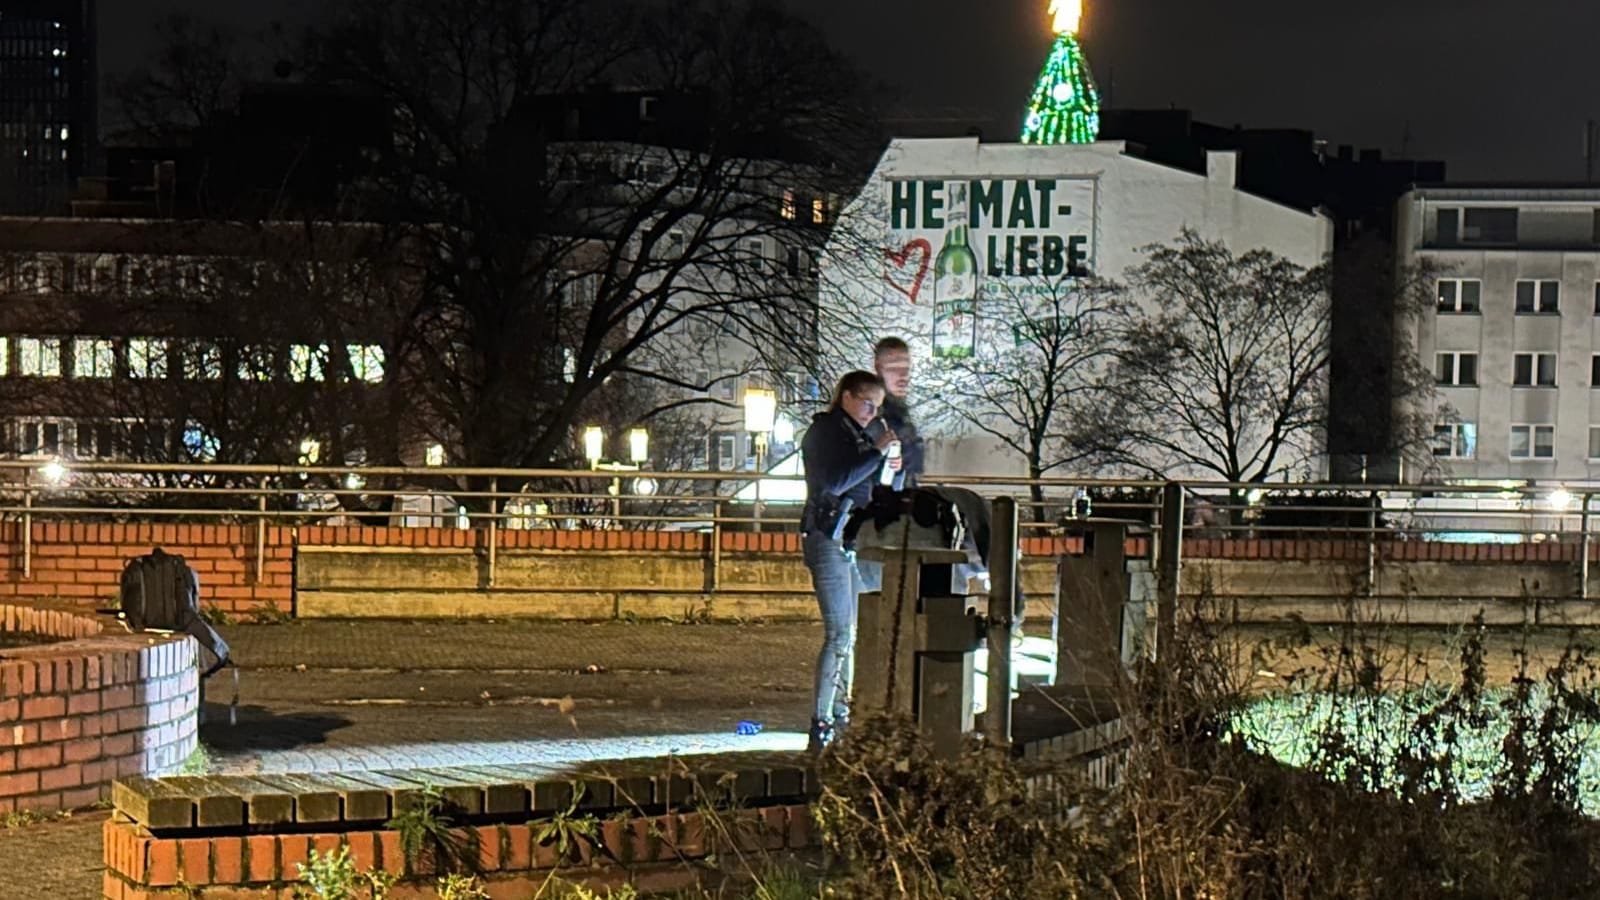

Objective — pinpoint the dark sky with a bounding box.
[101,0,1600,181]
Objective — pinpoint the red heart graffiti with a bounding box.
[883,238,932,305]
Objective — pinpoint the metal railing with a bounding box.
[0,460,1596,590]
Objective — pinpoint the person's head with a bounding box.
[873,336,912,399]
[828,370,886,428]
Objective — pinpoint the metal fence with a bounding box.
[0,459,1594,545]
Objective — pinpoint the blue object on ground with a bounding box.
[735,720,764,736]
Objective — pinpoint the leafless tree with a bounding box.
[1101,230,1332,490]
[304,0,877,479]
[924,275,1126,521]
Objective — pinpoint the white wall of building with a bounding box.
[1402,187,1600,486]
[820,137,1333,479]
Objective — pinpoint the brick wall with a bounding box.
[0,519,1593,621]
[0,603,198,815]
[102,803,814,899]
[0,523,293,615]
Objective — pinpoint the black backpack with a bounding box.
[120,549,237,721]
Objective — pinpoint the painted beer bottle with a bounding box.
[932,183,978,358]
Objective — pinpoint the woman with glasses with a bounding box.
[800,370,899,751]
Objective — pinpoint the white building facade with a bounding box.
[1401,186,1600,485]
[820,137,1334,478]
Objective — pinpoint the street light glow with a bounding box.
[743,387,777,434]
[582,426,605,466]
[627,427,649,464]
[1548,488,1573,512]
[39,461,66,485]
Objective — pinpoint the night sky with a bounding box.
[100,0,1600,181]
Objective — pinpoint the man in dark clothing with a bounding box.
[873,337,925,490]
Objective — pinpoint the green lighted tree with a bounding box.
[1021,0,1100,144]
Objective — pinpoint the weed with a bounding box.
[436,873,491,900]
[534,783,599,861]
[385,784,468,873]
[245,602,295,625]
[176,743,214,776]
[2,809,74,829]
[291,846,397,899]
[199,604,232,626]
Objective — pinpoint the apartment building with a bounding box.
[1401,186,1600,483]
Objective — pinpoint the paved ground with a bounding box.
[0,619,821,899]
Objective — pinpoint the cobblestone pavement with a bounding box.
[0,619,820,899]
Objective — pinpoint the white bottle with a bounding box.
[880,440,902,486]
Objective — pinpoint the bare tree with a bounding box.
[1102,230,1331,489]
[107,15,255,141]
[298,0,878,480]
[924,275,1125,521]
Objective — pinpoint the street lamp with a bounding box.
[579,425,649,526]
[743,387,777,472]
[582,426,605,467]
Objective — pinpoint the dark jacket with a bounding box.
[878,396,925,490]
[801,408,884,537]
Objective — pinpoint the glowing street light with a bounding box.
[1548,488,1574,512]
[627,427,649,465]
[582,426,605,467]
[743,388,778,435]
[39,460,66,485]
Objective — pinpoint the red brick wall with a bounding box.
[0,604,199,815]
[0,523,293,615]
[103,803,814,899]
[0,520,1588,621]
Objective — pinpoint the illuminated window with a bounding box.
[425,444,445,466]
[347,344,385,383]
[812,197,826,224]
[1431,423,1476,459]
[237,346,276,381]
[127,339,168,379]
[17,337,60,376]
[72,339,113,378]
[184,342,222,381]
[289,344,328,382]
[181,422,219,461]
[780,190,796,220]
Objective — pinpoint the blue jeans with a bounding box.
[804,530,870,723]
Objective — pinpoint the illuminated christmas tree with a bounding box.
[1020,0,1100,144]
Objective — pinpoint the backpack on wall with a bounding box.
[120,548,238,723]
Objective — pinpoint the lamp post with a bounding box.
[743,387,778,531]
[743,387,777,472]
[581,425,649,527]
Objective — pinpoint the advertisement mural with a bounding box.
[881,176,1097,357]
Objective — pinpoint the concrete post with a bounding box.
[1057,521,1131,689]
[1156,483,1184,669]
[984,497,1018,747]
[856,538,978,757]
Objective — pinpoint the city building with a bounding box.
[1100,109,1447,482]
[0,218,404,468]
[1401,185,1600,486]
[820,135,1334,479]
[0,0,97,215]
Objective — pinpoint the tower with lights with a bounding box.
[1020,0,1100,144]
